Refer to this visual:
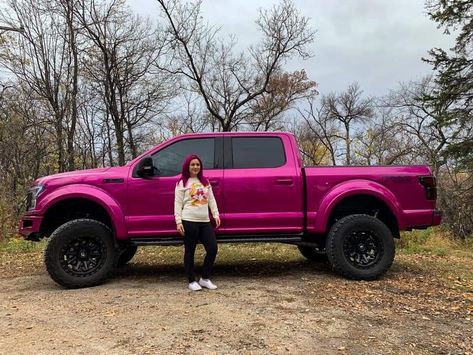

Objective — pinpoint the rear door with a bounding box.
[221,135,304,234]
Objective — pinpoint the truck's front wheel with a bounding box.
[326,214,395,280]
[44,219,117,288]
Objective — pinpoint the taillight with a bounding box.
[418,176,437,200]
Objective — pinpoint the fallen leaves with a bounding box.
[1,244,472,354]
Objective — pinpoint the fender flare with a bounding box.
[37,185,127,239]
[314,179,403,233]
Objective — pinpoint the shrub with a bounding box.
[397,228,459,256]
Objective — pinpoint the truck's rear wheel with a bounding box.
[117,245,138,266]
[326,214,395,280]
[44,219,117,288]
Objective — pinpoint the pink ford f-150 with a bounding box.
[19,132,442,288]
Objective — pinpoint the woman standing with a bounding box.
[174,154,221,291]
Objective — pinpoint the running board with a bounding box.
[129,234,304,246]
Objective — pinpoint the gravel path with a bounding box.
[0,249,472,354]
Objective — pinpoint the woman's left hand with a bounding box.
[214,216,221,228]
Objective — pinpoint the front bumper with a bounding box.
[18,215,43,240]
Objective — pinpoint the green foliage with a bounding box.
[425,0,473,169]
[445,139,473,170]
[0,238,44,254]
[397,227,472,256]
[0,195,18,241]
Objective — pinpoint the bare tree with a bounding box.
[385,77,470,175]
[247,70,317,131]
[322,83,374,165]
[298,99,339,165]
[75,88,107,168]
[163,91,211,135]
[353,105,414,165]
[0,84,53,196]
[383,76,473,239]
[156,0,315,131]
[57,0,79,170]
[75,0,175,165]
[0,0,81,171]
[439,163,473,239]
[285,116,332,166]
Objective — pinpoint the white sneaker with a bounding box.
[198,278,217,290]
[188,281,202,291]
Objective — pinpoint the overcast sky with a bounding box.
[131,0,454,97]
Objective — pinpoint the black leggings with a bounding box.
[182,221,218,283]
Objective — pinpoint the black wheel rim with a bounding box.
[343,230,383,269]
[61,236,106,276]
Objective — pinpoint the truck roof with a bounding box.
[176,131,293,137]
[128,131,296,165]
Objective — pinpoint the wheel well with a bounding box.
[328,195,400,238]
[40,198,113,237]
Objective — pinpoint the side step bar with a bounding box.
[130,234,306,246]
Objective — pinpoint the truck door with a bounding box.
[126,136,224,237]
[221,135,304,234]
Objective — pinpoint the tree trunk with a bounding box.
[126,122,138,158]
[345,122,351,165]
[114,123,125,166]
[104,110,114,167]
[66,0,78,171]
[55,113,65,172]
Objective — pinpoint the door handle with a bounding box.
[275,178,293,185]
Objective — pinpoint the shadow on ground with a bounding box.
[114,258,334,281]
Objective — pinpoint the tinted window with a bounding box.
[232,137,285,168]
[152,138,214,176]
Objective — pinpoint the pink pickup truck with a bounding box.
[19,132,441,288]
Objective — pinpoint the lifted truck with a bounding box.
[19,132,442,288]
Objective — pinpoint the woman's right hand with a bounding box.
[177,223,185,236]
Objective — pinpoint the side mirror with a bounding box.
[137,156,157,177]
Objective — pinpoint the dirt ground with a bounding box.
[0,245,472,355]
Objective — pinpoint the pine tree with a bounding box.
[424,0,473,168]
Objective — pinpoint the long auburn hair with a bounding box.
[179,154,209,187]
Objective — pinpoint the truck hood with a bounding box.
[34,166,127,187]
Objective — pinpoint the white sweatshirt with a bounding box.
[174,177,219,224]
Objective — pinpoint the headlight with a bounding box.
[26,185,45,211]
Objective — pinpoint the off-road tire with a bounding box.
[44,219,117,288]
[326,214,395,280]
[117,245,138,267]
[297,245,328,262]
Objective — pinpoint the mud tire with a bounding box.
[326,214,395,280]
[44,219,117,288]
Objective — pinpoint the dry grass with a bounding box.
[397,228,471,257]
[1,230,472,284]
